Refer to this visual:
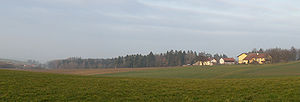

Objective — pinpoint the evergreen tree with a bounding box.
[147,52,156,67]
[258,48,264,53]
[290,47,297,61]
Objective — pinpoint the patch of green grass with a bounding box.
[98,61,300,79]
[1,62,300,101]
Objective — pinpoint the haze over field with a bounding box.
[1,0,300,61]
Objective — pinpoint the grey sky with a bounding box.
[0,0,300,62]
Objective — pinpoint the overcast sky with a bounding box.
[1,0,300,62]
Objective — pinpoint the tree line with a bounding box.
[250,47,300,63]
[47,47,300,69]
[47,50,228,69]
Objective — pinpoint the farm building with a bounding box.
[193,58,217,66]
[238,53,272,64]
[219,58,236,65]
[211,59,217,64]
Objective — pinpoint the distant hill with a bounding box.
[0,58,29,68]
[0,62,16,68]
[0,58,44,69]
[0,58,28,65]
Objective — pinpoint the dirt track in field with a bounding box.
[8,68,162,75]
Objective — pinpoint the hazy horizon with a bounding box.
[1,0,300,62]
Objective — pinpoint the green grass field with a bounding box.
[98,61,300,79]
[1,62,300,101]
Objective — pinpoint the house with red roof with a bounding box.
[238,53,272,64]
[219,58,236,65]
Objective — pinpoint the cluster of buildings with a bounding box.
[191,53,272,66]
[238,53,272,64]
[192,58,235,66]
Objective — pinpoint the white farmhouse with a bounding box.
[219,58,236,65]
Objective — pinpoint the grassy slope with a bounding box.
[0,58,27,65]
[1,62,300,101]
[98,61,300,79]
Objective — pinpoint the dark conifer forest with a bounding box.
[47,50,228,69]
[47,47,300,69]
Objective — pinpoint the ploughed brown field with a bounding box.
[5,68,162,75]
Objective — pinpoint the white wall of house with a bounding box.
[219,58,225,64]
[211,59,217,64]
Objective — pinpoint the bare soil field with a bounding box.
[5,68,162,75]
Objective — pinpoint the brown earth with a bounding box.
[6,68,162,75]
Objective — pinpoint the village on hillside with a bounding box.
[191,53,272,66]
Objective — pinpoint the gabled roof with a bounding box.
[222,58,235,62]
[207,58,212,61]
[243,53,269,60]
[237,53,247,57]
[204,58,216,61]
